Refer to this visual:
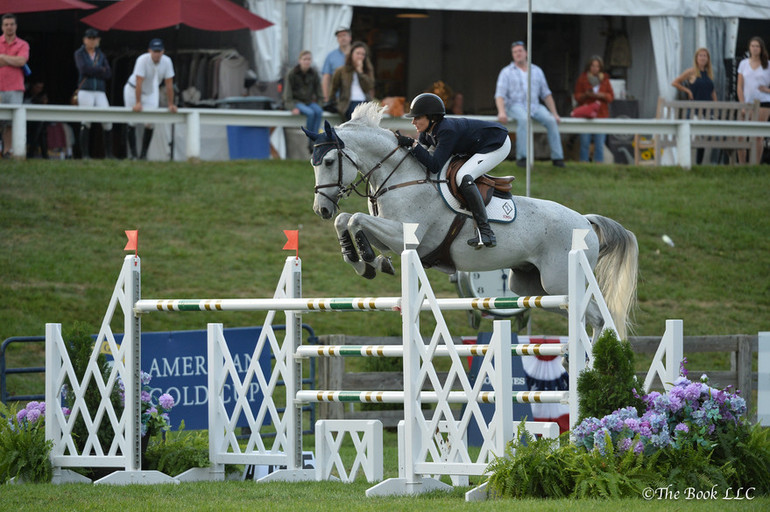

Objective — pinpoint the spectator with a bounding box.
[574,56,614,163]
[398,93,510,248]
[322,27,351,104]
[24,79,48,159]
[330,41,375,121]
[0,13,29,159]
[284,50,323,151]
[124,38,177,160]
[494,41,564,167]
[74,28,113,159]
[671,48,717,164]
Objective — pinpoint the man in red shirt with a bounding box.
[0,13,30,158]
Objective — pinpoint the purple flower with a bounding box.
[26,408,41,424]
[675,422,689,434]
[679,357,689,377]
[158,393,174,410]
[26,401,41,411]
[140,390,152,403]
[141,371,152,386]
[16,409,28,423]
[618,437,633,452]
[683,383,702,401]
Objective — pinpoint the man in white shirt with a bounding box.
[123,38,176,159]
[495,41,564,167]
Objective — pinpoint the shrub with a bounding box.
[0,401,53,483]
[576,329,644,422]
[486,422,575,498]
[143,422,209,476]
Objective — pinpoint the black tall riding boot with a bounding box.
[139,128,154,160]
[103,129,114,159]
[459,174,496,248]
[126,126,138,159]
[79,125,90,159]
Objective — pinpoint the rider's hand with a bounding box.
[395,131,414,148]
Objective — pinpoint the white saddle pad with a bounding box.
[436,162,516,224]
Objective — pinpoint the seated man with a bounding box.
[494,41,564,167]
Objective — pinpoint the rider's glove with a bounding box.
[395,131,415,148]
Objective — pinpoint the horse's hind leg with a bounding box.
[334,213,378,279]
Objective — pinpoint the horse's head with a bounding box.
[303,120,359,220]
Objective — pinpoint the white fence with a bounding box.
[45,229,686,495]
[5,104,770,168]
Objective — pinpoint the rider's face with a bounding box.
[411,115,429,133]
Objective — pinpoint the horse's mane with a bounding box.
[348,101,387,128]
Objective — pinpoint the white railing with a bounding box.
[4,104,770,168]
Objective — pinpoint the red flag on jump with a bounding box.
[124,230,138,255]
[283,230,298,258]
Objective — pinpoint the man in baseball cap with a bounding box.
[322,27,352,103]
[123,37,176,159]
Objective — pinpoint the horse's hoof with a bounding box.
[379,256,395,275]
[361,264,377,280]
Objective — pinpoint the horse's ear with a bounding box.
[302,127,319,141]
[324,120,333,136]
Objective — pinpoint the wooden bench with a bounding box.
[634,98,762,165]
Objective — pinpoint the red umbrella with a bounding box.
[81,0,273,32]
[0,0,96,13]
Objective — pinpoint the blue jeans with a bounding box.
[508,104,564,160]
[579,133,606,163]
[295,102,323,134]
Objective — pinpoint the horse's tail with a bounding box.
[584,214,639,340]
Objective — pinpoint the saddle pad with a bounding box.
[437,161,516,224]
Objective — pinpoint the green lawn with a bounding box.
[1,158,769,506]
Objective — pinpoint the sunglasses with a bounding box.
[511,41,525,48]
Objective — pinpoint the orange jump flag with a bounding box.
[283,229,299,258]
[124,229,138,256]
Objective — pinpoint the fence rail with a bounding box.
[3,104,770,169]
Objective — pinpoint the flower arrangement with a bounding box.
[572,360,747,456]
[118,371,175,438]
[0,400,53,483]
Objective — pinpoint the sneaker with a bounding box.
[552,159,565,167]
[516,158,526,168]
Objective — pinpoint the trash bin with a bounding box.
[217,96,275,160]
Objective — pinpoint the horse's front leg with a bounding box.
[334,213,379,279]
[347,213,403,275]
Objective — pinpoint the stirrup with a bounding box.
[467,226,496,249]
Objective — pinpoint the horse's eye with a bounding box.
[323,156,335,167]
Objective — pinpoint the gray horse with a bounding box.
[304,103,638,339]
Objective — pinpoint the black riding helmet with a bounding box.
[404,93,446,118]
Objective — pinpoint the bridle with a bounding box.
[312,136,437,216]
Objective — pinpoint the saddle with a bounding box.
[446,155,515,207]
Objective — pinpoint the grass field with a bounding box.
[1,158,769,505]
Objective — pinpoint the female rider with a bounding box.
[397,93,510,248]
